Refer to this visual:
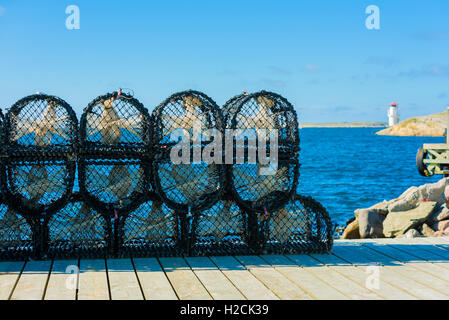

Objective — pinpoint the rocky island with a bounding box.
[376,110,449,137]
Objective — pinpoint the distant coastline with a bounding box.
[300,122,388,128]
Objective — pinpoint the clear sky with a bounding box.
[1,0,449,122]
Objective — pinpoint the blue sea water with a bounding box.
[297,128,444,228]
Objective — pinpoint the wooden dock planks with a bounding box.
[77,259,109,300]
[210,256,279,300]
[10,260,51,300]
[0,261,25,300]
[107,258,143,300]
[2,237,449,300]
[186,257,246,300]
[159,257,212,300]
[133,257,178,300]
[44,259,78,300]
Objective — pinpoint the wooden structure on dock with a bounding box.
[2,236,449,300]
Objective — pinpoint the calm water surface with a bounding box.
[297,128,443,227]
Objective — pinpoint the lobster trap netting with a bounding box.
[261,195,333,254]
[5,159,75,216]
[152,90,224,211]
[80,91,151,154]
[0,90,333,260]
[117,198,184,257]
[154,162,221,211]
[46,198,111,258]
[79,157,148,214]
[190,199,256,256]
[4,94,78,155]
[0,204,34,260]
[231,160,299,213]
[223,91,300,213]
[223,91,299,155]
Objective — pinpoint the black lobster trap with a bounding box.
[79,91,152,216]
[44,194,112,259]
[223,91,300,214]
[260,194,333,254]
[1,94,78,258]
[189,198,258,256]
[0,90,333,260]
[0,204,35,260]
[152,90,224,212]
[115,195,186,258]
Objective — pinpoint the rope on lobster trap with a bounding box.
[152,90,224,212]
[222,90,300,214]
[259,194,333,254]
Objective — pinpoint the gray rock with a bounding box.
[357,209,385,238]
[421,223,435,237]
[428,204,449,223]
[341,219,360,239]
[388,178,447,213]
[403,229,422,238]
[383,201,437,238]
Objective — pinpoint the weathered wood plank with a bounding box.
[369,237,449,261]
[0,261,25,300]
[362,242,449,283]
[44,260,78,300]
[186,257,245,300]
[402,237,449,256]
[286,254,382,300]
[107,259,143,300]
[159,257,211,300]
[310,253,416,300]
[333,244,449,299]
[262,254,346,300]
[10,260,51,300]
[235,255,313,300]
[210,256,279,300]
[78,259,109,300]
[133,258,178,300]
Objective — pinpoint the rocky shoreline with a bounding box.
[376,110,448,137]
[341,178,449,239]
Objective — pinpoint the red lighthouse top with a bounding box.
[390,102,398,107]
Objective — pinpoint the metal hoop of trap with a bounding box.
[190,199,257,256]
[3,94,78,217]
[152,90,224,212]
[45,194,111,259]
[260,194,333,254]
[4,94,78,155]
[222,91,300,213]
[116,195,185,257]
[79,92,152,216]
[0,204,34,260]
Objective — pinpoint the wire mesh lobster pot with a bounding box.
[1,94,78,257]
[3,94,78,156]
[44,194,112,259]
[189,199,257,256]
[260,194,333,254]
[0,204,35,260]
[152,90,224,212]
[79,92,152,216]
[3,95,77,214]
[223,91,300,214]
[116,195,186,257]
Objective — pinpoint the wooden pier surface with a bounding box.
[1,236,449,300]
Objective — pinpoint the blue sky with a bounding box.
[0,0,449,122]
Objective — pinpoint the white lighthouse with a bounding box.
[388,102,399,127]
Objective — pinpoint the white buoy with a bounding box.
[388,102,399,127]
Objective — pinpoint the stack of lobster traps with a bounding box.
[0,90,332,260]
